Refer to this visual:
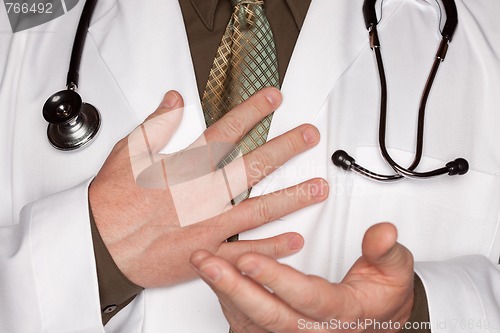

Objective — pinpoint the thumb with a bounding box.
[141,90,184,153]
[128,90,184,181]
[362,223,413,276]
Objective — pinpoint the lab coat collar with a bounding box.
[188,0,310,30]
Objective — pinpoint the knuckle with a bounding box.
[230,317,255,333]
[224,274,245,298]
[294,288,319,310]
[257,304,282,327]
[295,184,311,206]
[255,198,273,224]
[273,238,280,257]
[266,268,282,287]
[249,100,268,117]
[284,134,303,155]
[271,236,289,258]
[248,150,271,181]
[220,114,246,140]
[292,276,322,309]
[248,241,258,254]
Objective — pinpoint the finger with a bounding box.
[129,91,184,180]
[141,90,184,153]
[190,251,323,333]
[245,124,319,187]
[192,253,268,333]
[362,223,414,277]
[220,124,320,198]
[181,88,282,179]
[212,178,329,239]
[202,87,282,149]
[235,253,350,320]
[216,232,304,263]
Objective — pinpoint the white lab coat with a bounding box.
[0,0,499,332]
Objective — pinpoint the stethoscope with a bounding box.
[42,0,98,150]
[332,0,469,181]
[42,0,469,183]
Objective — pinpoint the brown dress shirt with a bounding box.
[91,1,431,331]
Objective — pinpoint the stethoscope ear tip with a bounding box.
[446,158,469,176]
[331,150,355,170]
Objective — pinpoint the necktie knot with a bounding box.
[231,0,263,6]
[231,0,264,30]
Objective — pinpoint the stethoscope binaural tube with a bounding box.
[332,0,469,181]
[42,0,100,151]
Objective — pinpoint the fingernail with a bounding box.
[239,260,260,276]
[289,235,304,251]
[266,94,275,105]
[162,91,178,108]
[303,126,319,144]
[309,179,329,198]
[200,264,222,283]
[265,88,282,106]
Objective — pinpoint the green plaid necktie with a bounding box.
[202,0,280,208]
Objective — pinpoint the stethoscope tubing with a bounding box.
[376,33,453,179]
[332,0,468,182]
[67,0,97,89]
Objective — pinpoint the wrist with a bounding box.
[398,273,431,333]
[88,196,144,324]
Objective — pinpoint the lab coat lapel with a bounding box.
[269,0,367,141]
[252,0,368,195]
[88,0,205,152]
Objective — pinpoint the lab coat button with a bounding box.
[103,305,117,314]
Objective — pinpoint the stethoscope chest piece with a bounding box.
[43,89,100,151]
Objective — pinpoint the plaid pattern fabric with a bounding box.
[202,0,280,205]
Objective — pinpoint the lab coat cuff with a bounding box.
[415,256,500,332]
[26,178,104,332]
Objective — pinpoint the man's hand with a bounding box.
[191,223,415,333]
[89,87,328,288]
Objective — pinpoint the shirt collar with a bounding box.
[188,0,308,30]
